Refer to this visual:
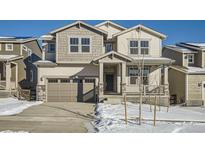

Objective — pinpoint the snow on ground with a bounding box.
[94,102,205,133]
[0,130,28,133]
[0,97,43,116]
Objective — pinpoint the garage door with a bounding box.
[47,78,96,103]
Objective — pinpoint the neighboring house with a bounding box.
[163,43,205,106]
[0,37,42,97]
[35,20,172,104]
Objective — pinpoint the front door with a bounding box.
[105,74,114,92]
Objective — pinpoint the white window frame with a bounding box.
[48,43,56,53]
[81,38,91,53]
[140,40,149,55]
[187,54,194,64]
[5,44,13,51]
[68,36,91,54]
[129,39,139,55]
[30,70,34,82]
[128,39,150,56]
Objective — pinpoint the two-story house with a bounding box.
[163,43,205,106]
[35,21,172,104]
[0,37,42,98]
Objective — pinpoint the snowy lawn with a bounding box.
[94,102,205,133]
[0,97,43,116]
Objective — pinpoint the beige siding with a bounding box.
[187,75,205,100]
[38,64,98,85]
[97,24,123,39]
[168,68,186,103]
[57,24,104,63]
[117,30,162,57]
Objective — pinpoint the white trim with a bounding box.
[68,36,92,54]
[22,45,28,51]
[95,21,126,30]
[185,74,189,102]
[187,53,194,64]
[5,44,13,51]
[0,43,1,51]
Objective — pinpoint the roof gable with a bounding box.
[92,51,133,63]
[95,21,126,31]
[50,21,108,35]
[113,24,166,39]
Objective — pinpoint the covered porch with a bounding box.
[0,55,22,91]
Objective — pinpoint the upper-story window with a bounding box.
[105,43,113,53]
[187,54,194,64]
[6,44,13,51]
[140,41,149,55]
[130,41,138,54]
[81,38,90,53]
[70,38,79,53]
[48,43,56,53]
[129,40,149,55]
[69,37,90,53]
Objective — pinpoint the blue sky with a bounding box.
[0,20,205,45]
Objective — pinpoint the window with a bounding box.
[70,38,79,52]
[105,43,112,52]
[85,79,95,83]
[30,70,34,82]
[129,41,138,54]
[128,66,150,85]
[5,44,13,51]
[187,54,194,64]
[73,79,83,83]
[140,41,149,55]
[48,79,58,83]
[60,79,70,83]
[48,43,56,53]
[81,38,90,52]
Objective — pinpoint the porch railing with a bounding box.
[0,74,6,90]
[125,84,169,96]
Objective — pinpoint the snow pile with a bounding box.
[0,97,43,116]
[94,102,205,133]
[0,130,28,133]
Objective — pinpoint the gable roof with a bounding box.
[164,45,198,54]
[92,51,133,63]
[113,24,166,39]
[0,36,38,43]
[178,42,205,50]
[95,21,126,30]
[50,21,108,35]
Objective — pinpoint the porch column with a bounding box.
[121,62,126,93]
[99,62,104,96]
[164,65,168,85]
[117,63,121,93]
[5,62,11,91]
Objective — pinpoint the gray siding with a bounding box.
[162,48,183,66]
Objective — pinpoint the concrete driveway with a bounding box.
[0,102,96,133]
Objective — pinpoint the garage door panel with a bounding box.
[47,79,95,103]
